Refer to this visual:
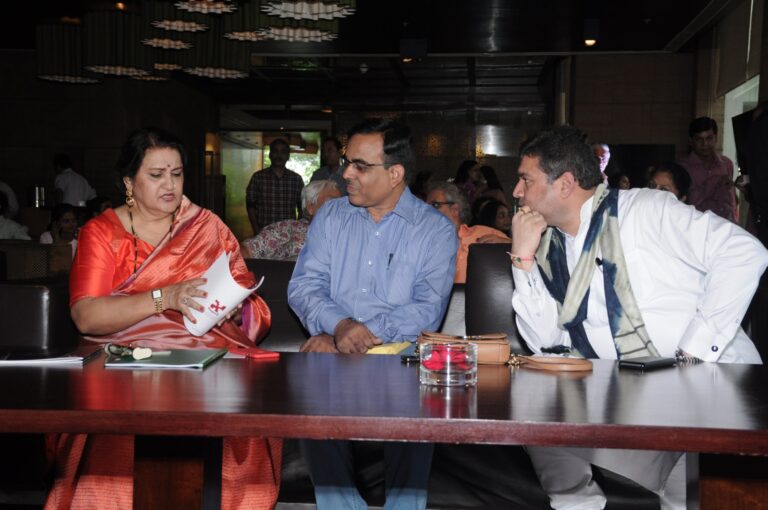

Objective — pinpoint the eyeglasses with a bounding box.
[340,156,391,172]
[430,201,455,209]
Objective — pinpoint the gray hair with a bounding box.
[301,179,339,217]
[427,180,470,224]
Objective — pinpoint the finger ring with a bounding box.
[182,297,188,305]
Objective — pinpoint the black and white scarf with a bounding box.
[535,185,659,359]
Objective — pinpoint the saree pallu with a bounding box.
[46,197,281,510]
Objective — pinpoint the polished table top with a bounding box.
[0,352,766,455]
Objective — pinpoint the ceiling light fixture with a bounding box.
[174,1,236,14]
[260,0,356,20]
[151,19,207,32]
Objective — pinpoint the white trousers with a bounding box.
[526,446,686,510]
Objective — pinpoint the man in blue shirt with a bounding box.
[288,118,457,509]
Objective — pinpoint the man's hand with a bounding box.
[510,206,547,271]
[334,319,382,354]
[300,334,337,353]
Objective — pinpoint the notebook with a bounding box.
[0,345,102,366]
[104,348,227,370]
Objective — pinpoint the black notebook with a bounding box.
[0,345,102,366]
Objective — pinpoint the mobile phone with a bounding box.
[400,343,419,364]
[618,356,677,371]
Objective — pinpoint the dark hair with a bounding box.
[323,136,342,151]
[454,160,478,184]
[115,127,187,193]
[520,125,602,189]
[409,170,433,199]
[0,190,7,215]
[479,165,503,191]
[86,195,112,217]
[347,118,414,180]
[53,153,72,170]
[608,172,629,188]
[474,198,508,233]
[50,203,76,225]
[269,138,289,152]
[689,117,718,137]
[648,161,691,202]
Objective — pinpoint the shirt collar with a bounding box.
[559,194,595,240]
[343,186,418,225]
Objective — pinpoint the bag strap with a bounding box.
[419,331,508,342]
[510,355,593,372]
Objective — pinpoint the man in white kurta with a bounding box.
[509,126,768,510]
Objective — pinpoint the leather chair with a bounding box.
[465,243,531,354]
[0,277,77,356]
[0,277,77,506]
[245,258,309,352]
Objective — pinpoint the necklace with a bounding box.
[128,209,175,275]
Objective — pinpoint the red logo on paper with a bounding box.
[209,299,226,314]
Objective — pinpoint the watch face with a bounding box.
[152,289,162,299]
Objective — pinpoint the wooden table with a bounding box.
[0,352,766,454]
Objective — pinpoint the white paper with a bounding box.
[183,252,264,336]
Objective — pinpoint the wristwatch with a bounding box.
[151,288,164,314]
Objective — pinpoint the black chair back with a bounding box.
[245,258,309,352]
[465,243,531,354]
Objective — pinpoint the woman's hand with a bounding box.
[163,278,207,323]
[217,303,243,327]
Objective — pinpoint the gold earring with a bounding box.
[125,189,136,208]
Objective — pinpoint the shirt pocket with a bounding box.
[378,263,418,306]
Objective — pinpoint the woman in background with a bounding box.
[454,159,485,204]
[39,203,78,258]
[647,162,691,203]
[473,198,512,236]
[46,127,280,510]
[478,165,508,206]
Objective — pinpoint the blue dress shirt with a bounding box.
[288,187,458,342]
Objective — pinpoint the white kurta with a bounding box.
[512,187,767,363]
[513,188,768,509]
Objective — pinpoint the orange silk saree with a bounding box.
[46,197,281,510]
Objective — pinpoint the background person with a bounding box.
[473,198,512,236]
[647,162,691,202]
[426,181,510,283]
[53,153,96,207]
[0,190,30,239]
[310,136,347,195]
[39,203,78,259]
[678,117,737,221]
[46,127,280,510]
[246,138,304,235]
[241,179,340,260]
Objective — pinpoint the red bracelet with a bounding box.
[507,252,536,266]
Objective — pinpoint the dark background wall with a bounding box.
[0,49,218,210]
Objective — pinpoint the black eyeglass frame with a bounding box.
[339,155,392,172]
[429,201,456,209]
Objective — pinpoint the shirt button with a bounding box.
[368,260,372,266]
[711,345,719,352]
[357,317,364,322]
[361,288,367,293]
[375,231,380,237]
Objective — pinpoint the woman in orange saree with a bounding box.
[45,128,281,510]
